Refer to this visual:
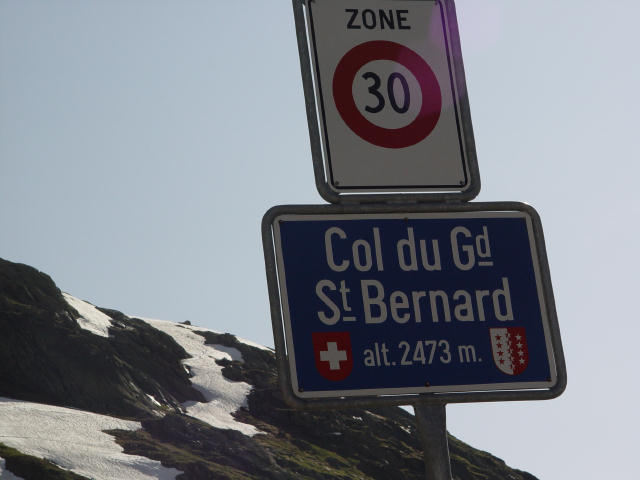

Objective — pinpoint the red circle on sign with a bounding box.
[332,41,442,149]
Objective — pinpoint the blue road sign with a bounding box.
[264,204,564,402]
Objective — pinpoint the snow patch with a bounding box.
[0,457,25,480]
[0,398,182,480]
[62,293,112,337]
[211,344,243,362]
[138,318,260,436]
[235,336,273,352]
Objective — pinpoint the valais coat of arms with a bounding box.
[490,327,530,376]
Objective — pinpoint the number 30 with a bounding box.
[362,71,410,114]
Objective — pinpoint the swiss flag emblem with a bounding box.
[312,332,353,382]
[490,327,530,376]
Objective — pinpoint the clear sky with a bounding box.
[1,1,638,478]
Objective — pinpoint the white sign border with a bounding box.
[273,211,555,399]
[292,0,481,203]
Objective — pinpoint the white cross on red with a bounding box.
[320,342,347,370]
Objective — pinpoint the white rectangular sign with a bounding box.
[298,0,479,200]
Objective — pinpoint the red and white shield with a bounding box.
[312,332,353,382]
[490,327,529,376]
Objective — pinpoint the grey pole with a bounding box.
[414,403,452,480]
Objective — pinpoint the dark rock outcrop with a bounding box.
[0,258,539,479]
[0,258,203,419]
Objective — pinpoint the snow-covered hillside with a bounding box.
[0,296,265,479]
[138,317,261,436]
[0,398,182,480]
[60,293,262,436]
[0,258,541,480]
[62,293,113,338]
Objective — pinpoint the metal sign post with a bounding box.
[263,0,566,477]
[263,202,566,477]
[414,403,452,480]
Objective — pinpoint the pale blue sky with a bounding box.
[1,1,638,479]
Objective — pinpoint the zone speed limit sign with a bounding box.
[296,0,479,201]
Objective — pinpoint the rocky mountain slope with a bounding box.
[0,258,539,479]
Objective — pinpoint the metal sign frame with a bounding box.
[292,0,481,204]
[262,202,566,409]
